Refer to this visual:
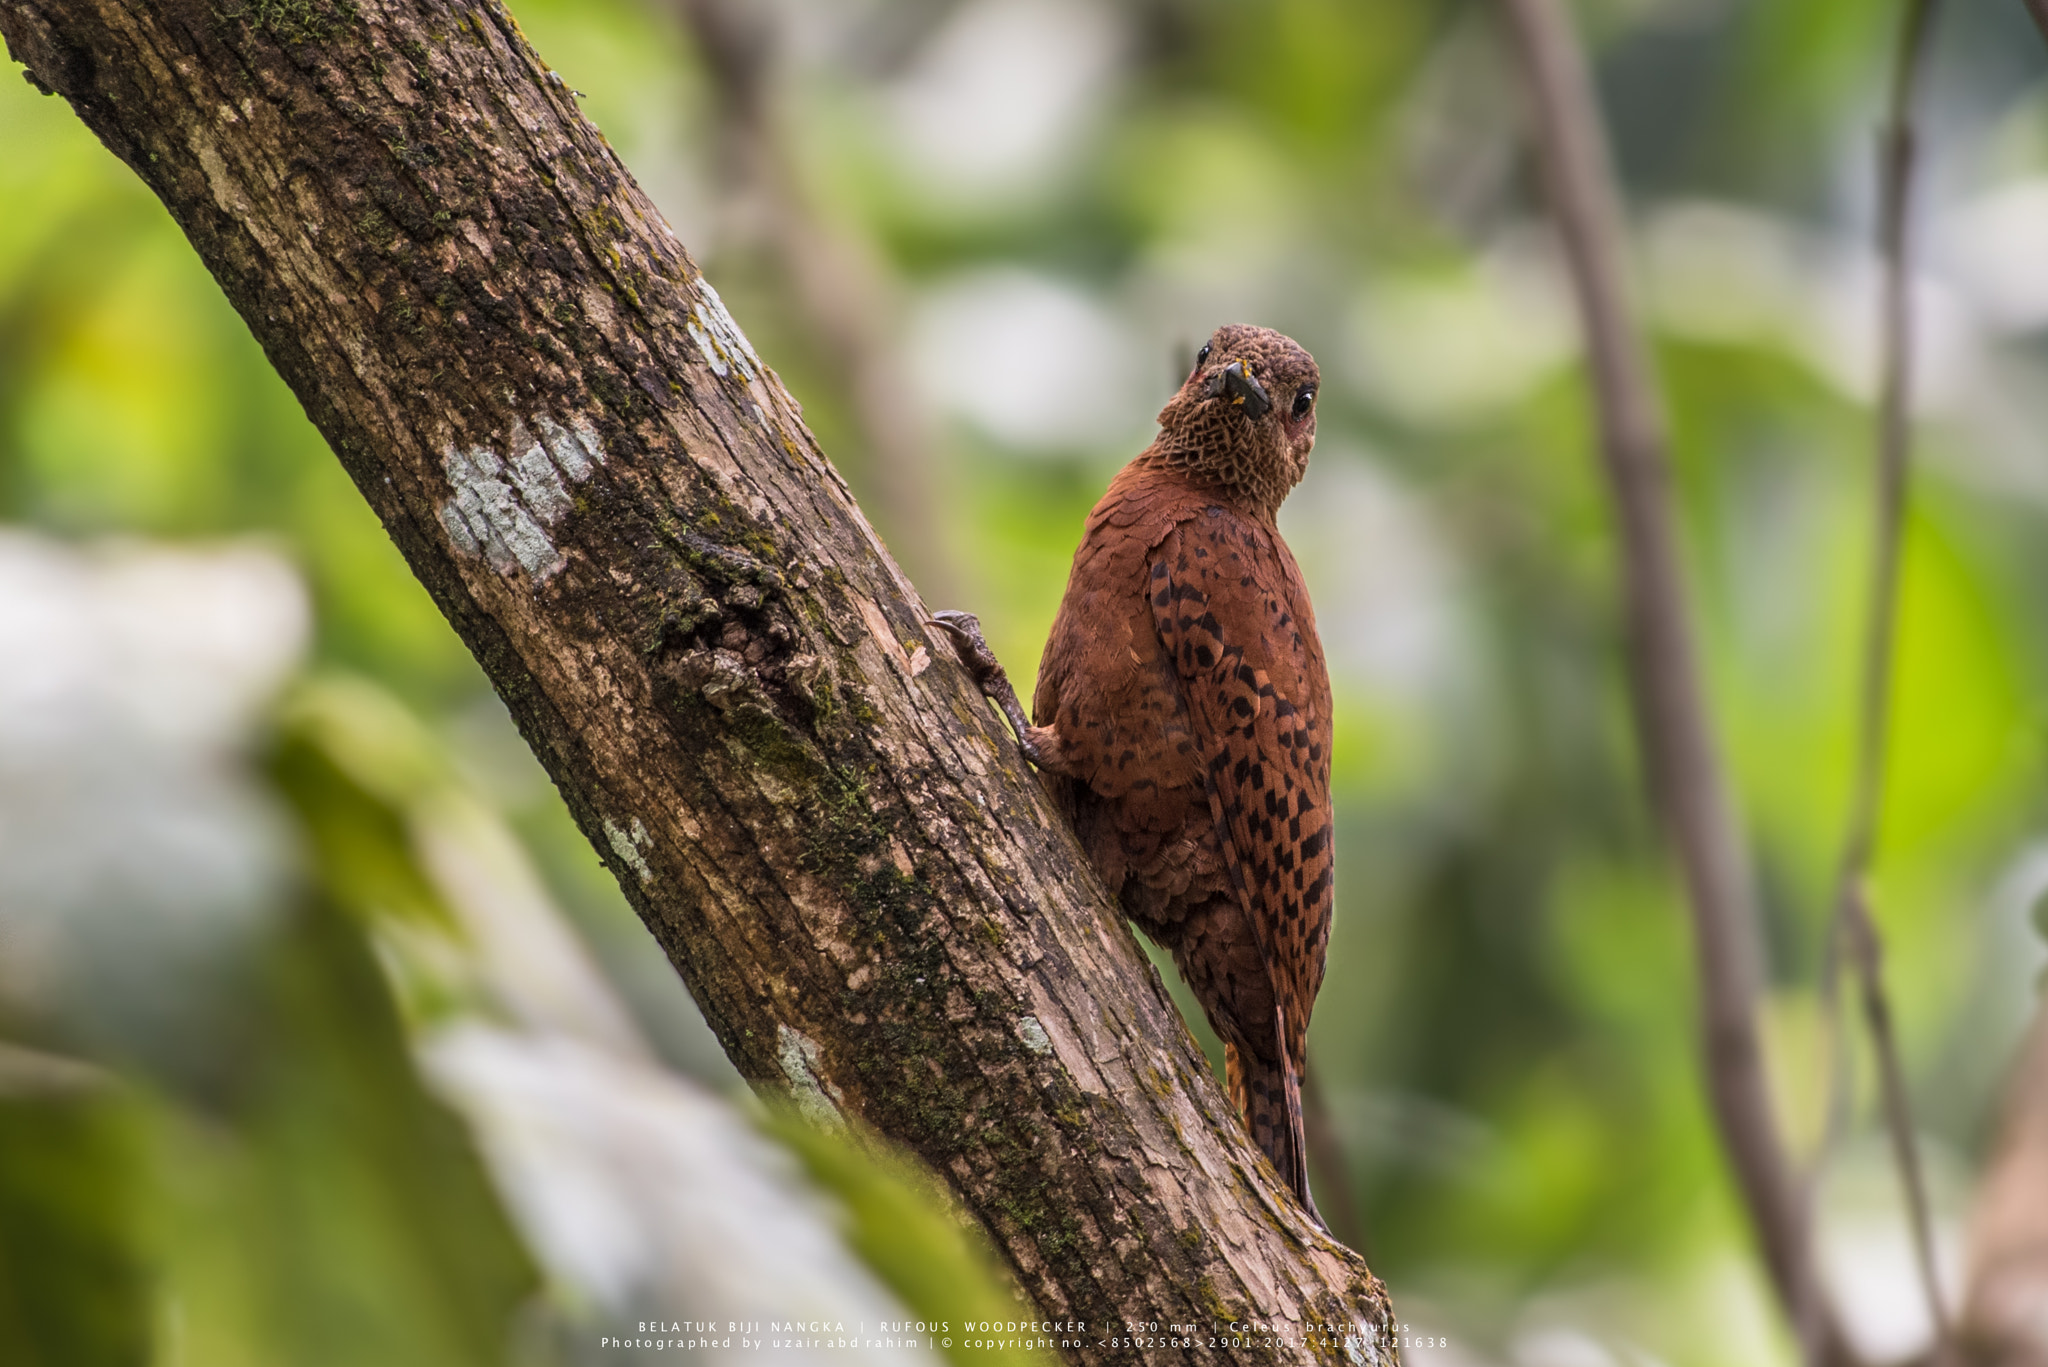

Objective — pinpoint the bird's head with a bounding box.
[1153,324,1320,519]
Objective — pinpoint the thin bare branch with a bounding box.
[1824,0,1950,1351]
[1840,0,1940,932]
[1496,0,1853,1360]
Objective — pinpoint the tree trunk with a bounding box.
[0,1,1395,1360]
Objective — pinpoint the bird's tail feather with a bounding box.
[1225,1039,1321,1227]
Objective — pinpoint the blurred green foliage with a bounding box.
[0,901,540,1367]
[765,1109,1054,1367]
[271,701,463,940]
[4,0,2048,1362]
[0,1087,150,1367]
[182,895,537,1367]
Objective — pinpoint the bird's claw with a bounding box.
[928,609,1038,762]
[928,610,1002,684]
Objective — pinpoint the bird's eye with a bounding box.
[1195,343,1212,370]
[1291,385,1316,419]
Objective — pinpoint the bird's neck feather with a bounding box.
[1138,432,1288,524]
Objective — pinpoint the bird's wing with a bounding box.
[1033,463,1206,800]
[1149,507,1336,1061]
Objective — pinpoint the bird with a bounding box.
[932,323,1333,1224]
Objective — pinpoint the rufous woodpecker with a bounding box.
[934,323,1333,1224]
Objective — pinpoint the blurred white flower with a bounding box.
[886,0,1123,206]
[1644,201,1815,349]
[1644,199,1980,412]
[1508,1326,1622,1367]
[0,532,305,759]
[0,532,304,1060]
[1280,450,1469,716]
[1817,1139,1968,1367]
[423,1027,938,1365]
[909,268,1151,451]
[1805,246,1977,414]
[1347,229,1574,424]
[1938,178,2048,335]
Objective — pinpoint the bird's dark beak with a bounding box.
[1204,360,1272,421]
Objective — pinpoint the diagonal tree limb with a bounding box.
[0,1,1393,1360]
[1496,0,1856,1360]
[1823,0,1950,1354]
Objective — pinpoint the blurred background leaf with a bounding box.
[763,1109,1054,1367]
[0,1076,149,1367]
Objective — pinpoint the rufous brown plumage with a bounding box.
[935,323,1333,1224]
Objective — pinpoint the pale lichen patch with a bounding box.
[504,418,570,522]
[687,278,760,382]
[438,412,608,582]
[686,316,728,377]
[603,815,653,884]
[1016,1015,1054,1056]
[441,445,561,578]
[537,414,604,480]
[775,1023,845,1129]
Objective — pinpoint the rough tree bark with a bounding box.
[0,1,1395,1361]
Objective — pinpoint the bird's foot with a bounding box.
[928,610,1046,767]
[929,611,1004,687]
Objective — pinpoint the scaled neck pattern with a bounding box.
[1143,412,1295,525]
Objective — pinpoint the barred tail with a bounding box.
[1225,1039,1321,1226]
